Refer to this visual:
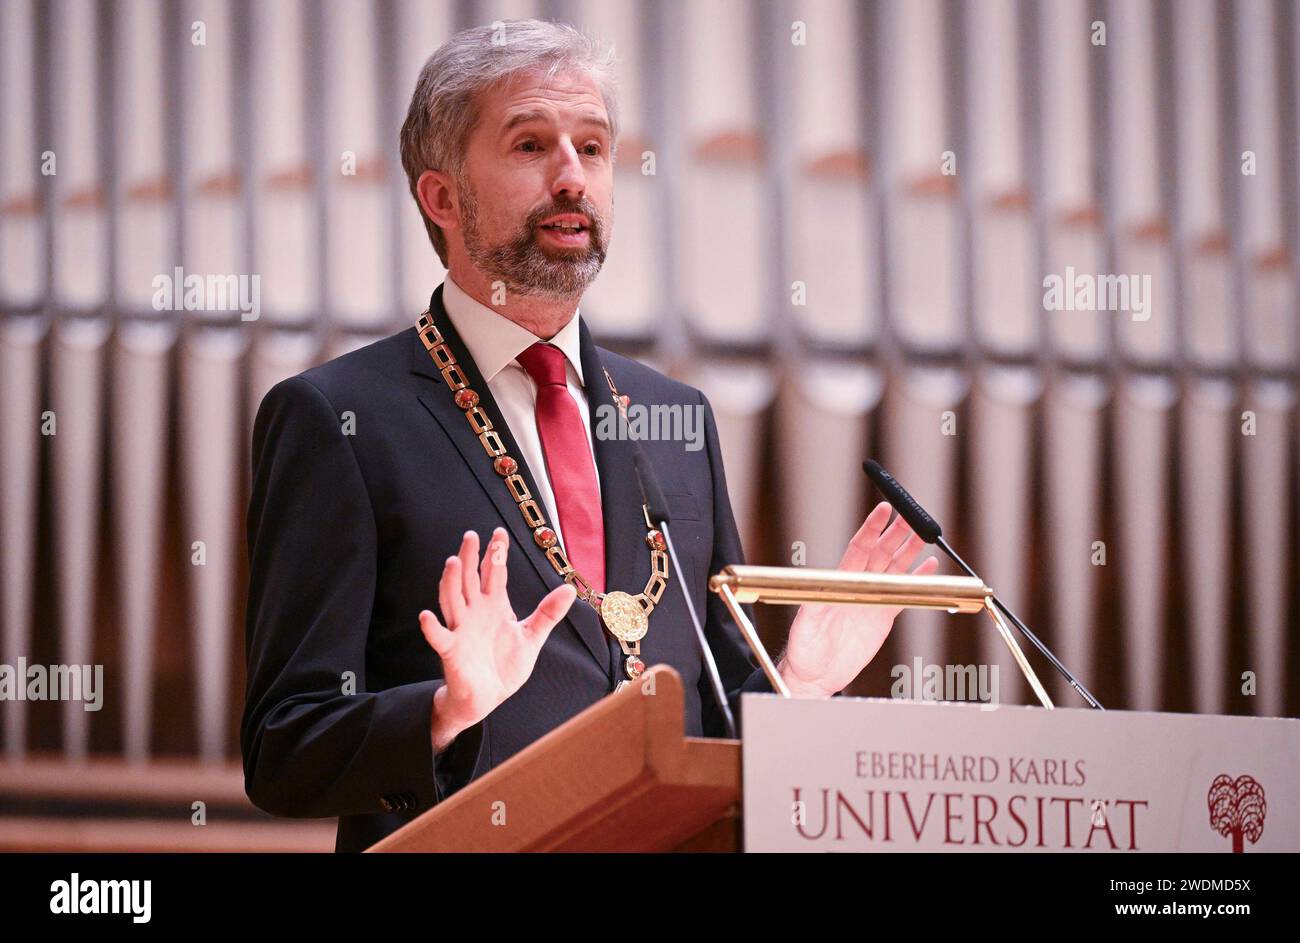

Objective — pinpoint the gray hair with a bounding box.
[399,18,620,267]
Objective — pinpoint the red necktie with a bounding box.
[515,343,606,594]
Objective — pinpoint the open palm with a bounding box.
[781,502,940,696]
[419,528,575,728]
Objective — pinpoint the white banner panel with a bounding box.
[743,695,1300,852]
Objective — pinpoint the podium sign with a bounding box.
[742,695,1300,853]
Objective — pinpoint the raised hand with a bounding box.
[779,501,941,697]
[419,527,576,749]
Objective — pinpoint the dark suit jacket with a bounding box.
[241,284,772,852]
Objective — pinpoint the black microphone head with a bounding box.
[633,447,672,525]
[862,460,943,543]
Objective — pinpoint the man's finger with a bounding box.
[864,513,914,572]
[481,527,509,596]
[440,556,466,627]
[419,608,454,654]
[912,554,940,576]
[459,530,481,600]
[885,531,927,574]
[836,501,893,569]
[522,583,577,642]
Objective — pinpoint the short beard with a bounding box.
[458,179,608,300]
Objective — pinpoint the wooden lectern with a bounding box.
[369,567,1019,853]
[367,666,741,853]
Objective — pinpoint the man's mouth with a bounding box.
[536,218,591,246]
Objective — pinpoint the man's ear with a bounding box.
[416,168,459,232]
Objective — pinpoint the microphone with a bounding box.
[862,460,1105,710]
[633,447,738,738]
[862,460,942,543]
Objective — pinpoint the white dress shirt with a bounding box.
[440,275,601,551]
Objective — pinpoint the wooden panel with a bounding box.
[112,322,176,760]
[0,0,44,305]
[369,667,741,853]
[179,328,249,761]
[51,0,108,310]
[971,366,1042,705]
[51,319,110,760]
[1174,0,1222,240]
[1038,0,1092,214]
[0,317,46,758]
[1115,375,1176,712]
[182,0,242,305]
[251,0,317,323]
[1043,373,1109,705]
[1242,380,1294,718]
[788,174,877,347]
[0,754,247,802]
[883,367,968,670]
[1045,220,1109,364]
[323,0,390,329]
[778,364,881,568]
[1180,378,1236,715]
[1108,0,1161,226]
[394,0,453,312]
[690,363,776,556]
[0,818,335,853]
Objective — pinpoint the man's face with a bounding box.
[455,68,614,299]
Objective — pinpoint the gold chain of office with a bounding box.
[417,310,668,682]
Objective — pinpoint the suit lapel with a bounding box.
[410,284,610,671]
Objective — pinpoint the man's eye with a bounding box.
[517,140,540,153]
[583,143,602,156]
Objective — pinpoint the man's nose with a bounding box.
[550,139,586,200]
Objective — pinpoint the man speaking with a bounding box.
[241,18,936,852]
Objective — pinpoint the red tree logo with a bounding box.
[1207,774,1266,853]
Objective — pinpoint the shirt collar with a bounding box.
[441,274,585,386]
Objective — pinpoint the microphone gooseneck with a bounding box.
[862,460,1105,710]
[634,447,738,738]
